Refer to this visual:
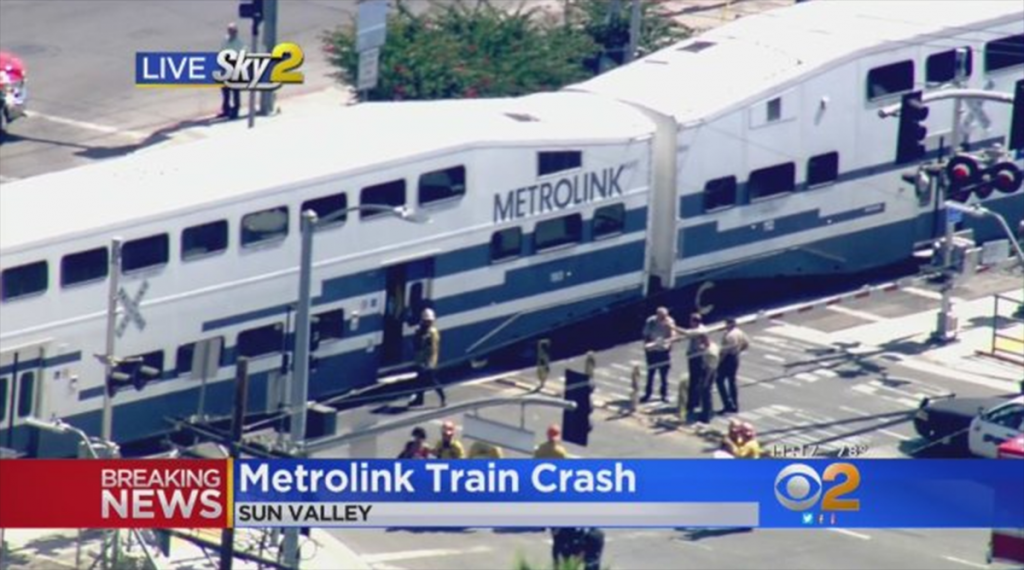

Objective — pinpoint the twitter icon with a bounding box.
[802,513,814,525]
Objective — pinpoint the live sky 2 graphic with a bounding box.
[134,43,305,90]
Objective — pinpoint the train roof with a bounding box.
[570,0,1023,124]
[0,91,654,253]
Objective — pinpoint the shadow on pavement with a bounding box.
[75,115,231,159]
[676,528,754,541]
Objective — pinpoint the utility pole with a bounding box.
[101,237,123,443]
[625,0,641,63]
[219,358,250,570]
[260,0,278,117]
[248,19,259,129]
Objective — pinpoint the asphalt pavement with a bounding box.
[313,266,1023,570]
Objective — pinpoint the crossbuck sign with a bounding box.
[116,280,149,338]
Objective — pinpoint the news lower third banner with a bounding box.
[1,459,1022,529]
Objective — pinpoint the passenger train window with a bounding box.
[807,152,839,188]
[985,34,1024,72]
[927,48,972,84]
[490,228,523,262]
[61,247,108,287]
[419,166,466,205]
[238,323,285,358]
[360,179,406,220]
[182,220,228,260]
[866,60,914,101]
[302,193,348,229]
[703,176,737,211]
[241,206,289,247]
[1,260,48,301]
[176,337,224,376]
[538,151,582,177]
[122,234,169,273]
[17,372,34,418]
[748,163,796,200]
[535,214,583,251]
[313,308,346,344]
[0,377,7,420]
[593,204,626,238]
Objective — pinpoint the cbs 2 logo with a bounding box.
[774,463,861,512]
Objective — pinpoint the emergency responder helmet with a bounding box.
[740,422,756,438]
[422,308,436,322]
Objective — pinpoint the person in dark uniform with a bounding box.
[642,307,677,402]
[219,23,244,119]
[671,313,707,417]
[409,308,446,407]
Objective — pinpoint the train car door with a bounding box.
[0,341,47,454]
[380,257,434,371]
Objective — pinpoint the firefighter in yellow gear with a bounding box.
[434,421,465,459]
[468,440,504,459]
[534,424,569,459]
[724,422,762,459]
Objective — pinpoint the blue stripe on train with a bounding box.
[203,208,648,333]
[4,285,644,456]
[677,135,1011,218]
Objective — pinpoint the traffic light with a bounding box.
[1010,78,1024,151]
[239,0,264,22]
[895,91,929,165]
[562,369,593,446]
[107,358,160,396]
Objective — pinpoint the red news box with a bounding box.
[0,459,230,528]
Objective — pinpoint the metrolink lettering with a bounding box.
[493,165,627,223]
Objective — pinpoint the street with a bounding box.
[315,266,1024,570]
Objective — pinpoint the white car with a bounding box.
[968,396,1024,458]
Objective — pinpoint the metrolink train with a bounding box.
[2,1,1022,456]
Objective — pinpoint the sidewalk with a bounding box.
[1,527,369,570]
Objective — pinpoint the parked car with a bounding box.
[915,395,1024,456]
[0,50,28,142]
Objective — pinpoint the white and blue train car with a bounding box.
[572,0,1024,298]
[0,92,654,455]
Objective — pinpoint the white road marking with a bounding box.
[827,528,871,540]
[29,111,150,140]
[941,555,989,569]
[814,368,839,378]
[611,363,637,373]
[763,353,786,363]
[826,304,887,322]
[794,372,820,383]
[878,428,912,441]
[361,545,493,563]
[852,384,877,396]
[839,405,869,415]
[779,378,800,386]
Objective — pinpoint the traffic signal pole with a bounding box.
[884,80,1024,344]
[260,0,278,117]
[248,20,258,129]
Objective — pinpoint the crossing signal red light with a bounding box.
[896,91,929,165]
[990,162,1023,194]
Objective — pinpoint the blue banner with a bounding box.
[233,459,1024,528]
[135,52,221,86]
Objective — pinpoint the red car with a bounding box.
[0,51,28,140]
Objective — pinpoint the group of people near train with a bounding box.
[642,308,751,424]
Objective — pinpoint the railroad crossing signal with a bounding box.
[115,280,148,338]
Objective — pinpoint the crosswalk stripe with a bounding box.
[852,384,877,395]
[794,372,820,383]
[779,378,800,386]
[763,353,786,363]
[814,368,839,378]
[610,363,636,373]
